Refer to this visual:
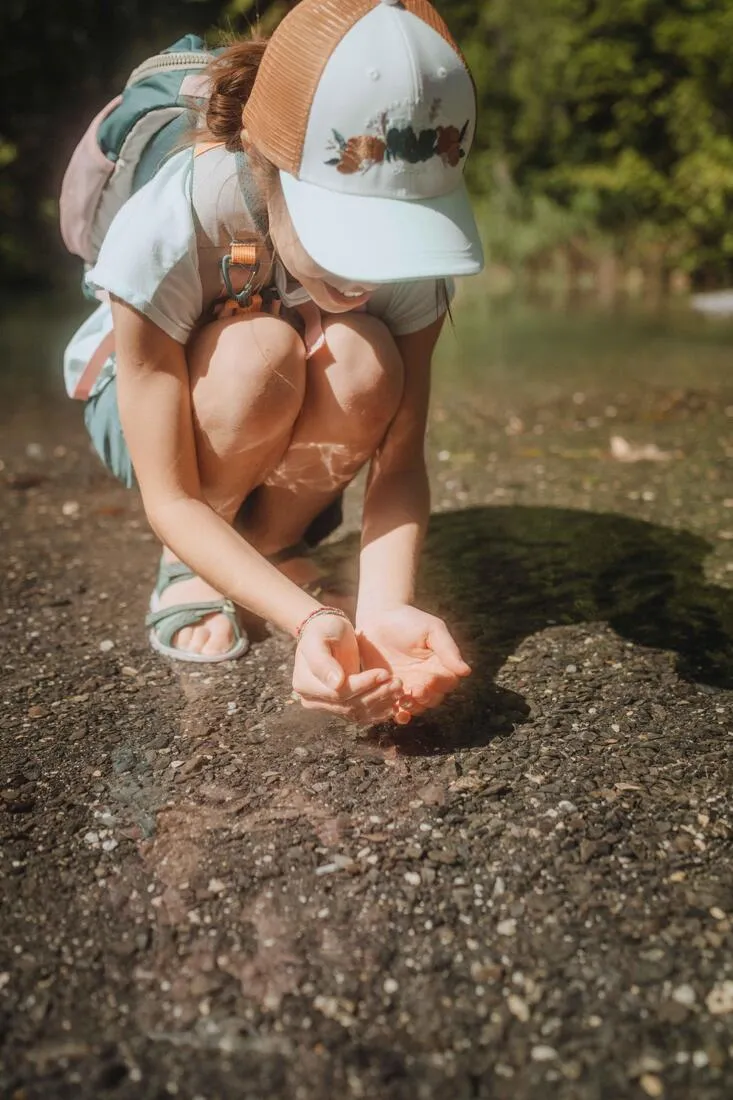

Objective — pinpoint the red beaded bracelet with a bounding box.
[296,606,351,642]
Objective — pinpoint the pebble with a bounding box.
[497,918,517,936]
[640,1074,664,1098]
[507,994,530,1022]
[101,839,118,852]
[671,984,696,1006]
[531,1045,558,1062]
[207,878,227,894]
[705,980,733,1015]
[404,871,421,887]
[99,640,114,653]
[62,500,80,517]
[383,978,399,995]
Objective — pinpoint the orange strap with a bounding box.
[230,242,259,266]
[73,330,116,401]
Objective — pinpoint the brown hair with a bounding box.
[202,38,269,152]
[195,37,280,216]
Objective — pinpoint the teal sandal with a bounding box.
[146,544,354,664]
[146,559,249,664]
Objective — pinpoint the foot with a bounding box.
[157,552,238,658]
[156,547,355,659]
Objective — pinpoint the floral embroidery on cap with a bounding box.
[325,101,469,174]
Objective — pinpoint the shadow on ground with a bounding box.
[322,505,733,756]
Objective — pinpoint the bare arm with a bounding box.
[111,297,319,634]
[355,314,444,622]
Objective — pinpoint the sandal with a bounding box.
[145,542,354,664]
[268,540,356,605]
[146,558,250,664]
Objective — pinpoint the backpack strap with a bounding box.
[231,151,271,308]
[234,150,269,238]
[193,142,273,310]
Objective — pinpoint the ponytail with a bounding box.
[202,38,270,152]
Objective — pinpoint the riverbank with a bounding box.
[2,294,732,1099]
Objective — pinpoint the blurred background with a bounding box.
[4,0,733,297]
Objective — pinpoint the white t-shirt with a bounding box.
[64,146,453,398]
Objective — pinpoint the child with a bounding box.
[63,0,484,727]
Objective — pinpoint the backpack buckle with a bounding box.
[221,243,261,307]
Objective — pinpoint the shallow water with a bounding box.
[3,288,733,419]
[436,289,733,401]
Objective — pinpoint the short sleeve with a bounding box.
[87,150,202,344]
[367,278,456,338]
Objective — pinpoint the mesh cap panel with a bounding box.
[243,0,465,175]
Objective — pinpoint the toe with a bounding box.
[201,613,236,656]
[184,623,209,654]
[174,626,194,651]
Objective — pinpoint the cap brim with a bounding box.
[280,172,484,284]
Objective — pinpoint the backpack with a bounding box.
[60,34,219,266]
[60,35,278,403]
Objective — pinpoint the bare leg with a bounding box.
[157,313,306,656]
[241,313,404,556]
[158,312,404,657]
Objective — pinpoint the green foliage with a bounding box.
[3,0,733,285]
[435,0,733,280]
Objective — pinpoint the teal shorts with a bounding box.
[83,372,343,544]
[84,373,135,490]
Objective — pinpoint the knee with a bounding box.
[189,315,306,444]
[321,314,404,437]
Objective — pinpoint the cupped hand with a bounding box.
[292,612,402,725]
[356,605,471,723]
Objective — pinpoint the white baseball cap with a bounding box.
[243,0,484,283]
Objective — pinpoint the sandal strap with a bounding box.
[146,598,241,649]
[266,539,311,566]
[154,556,197,598]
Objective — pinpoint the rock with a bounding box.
[705,980,733,1015]
[427,848,459,865]
[671,984,696,1006]
[507,994,530,1022]
[640,1074,664,1098]
[579,839,600,863]
[531,1045,558,1062]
